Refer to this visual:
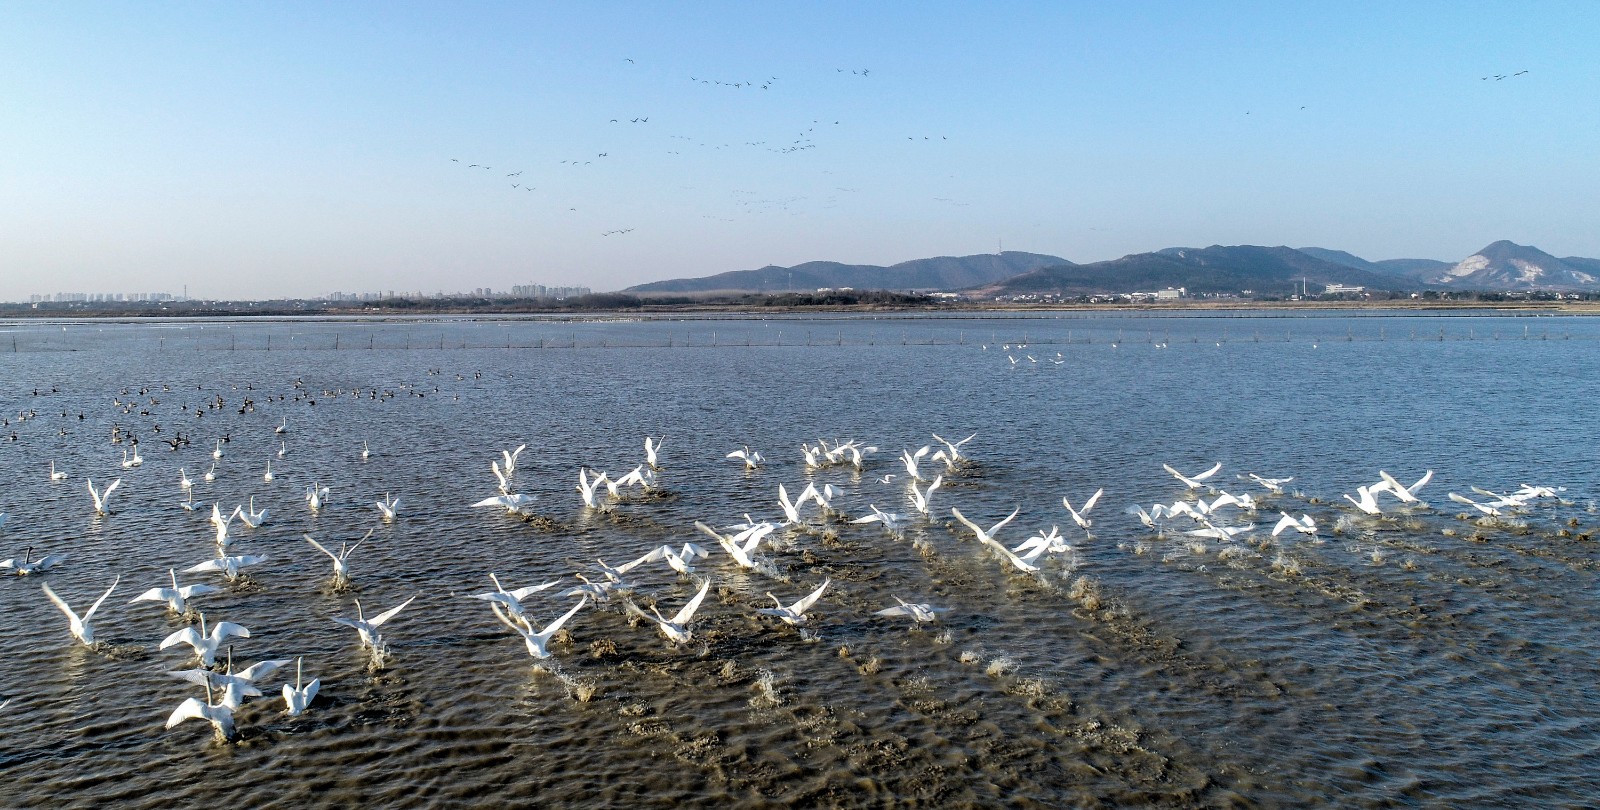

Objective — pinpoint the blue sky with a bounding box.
[2,1,1596,300]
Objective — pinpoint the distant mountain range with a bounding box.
[624,252,1071,294]
[623,241,1600,296]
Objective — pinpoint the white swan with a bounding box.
[213,439,224,460]
[576,468,609,510]
[473,493,539,515]
[305,483,329,511]
[874,596,950,624]
[595,548,666,584]
[332,595,417,650]
[1271,512,1317,536]
[211,503,242,548]
[756,578,830,625]
[930,432,977,470]
[491,444,526,494]
[1448,492,1502,516]
[776,483,814,526]
[165,681,236,741]
[262,460,274,483]
[1163,462,1223,490]
[159,612,251,666]
[626,579,710,644]
[1240,473,1293,494]
[1061,488,1104,531]
[2,546,67,576]
[281,657,320,716]
[656,542,709,576]
[304,530,370,585]
[470,573,562,625]
[1013,525,1069,556]
[168,650,288,709]
[908,475,942,516]
[1343,485,1384,515]
[178,468,194,491]
[374,493,400,521]
[562,573,621,602]
[695,521,773,569]
[239,496,268,529]
[950,506,1020,547]
[900,446,932,480]
[50,461,68,481]
[277,441,287,459]
[130,568,219,614]
[645,436,664,469]
[851,504,908,536]
[87,477,121,515]
[121,448,142,468]
[41,576,119,646]
[1186,517,1256,540]
[184,553,267,581]
[490,597,588,659]
[275,417,287,435]
[1376,469,1434,504]
[204,462,217,483]
[727,446,764,470]
[361,440,371,460]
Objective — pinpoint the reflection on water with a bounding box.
[1,312,1598,808]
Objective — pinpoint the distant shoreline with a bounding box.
[4,298,1600,321]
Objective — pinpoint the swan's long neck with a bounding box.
[169,568,178,589]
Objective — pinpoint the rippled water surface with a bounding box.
[2,312,1598,808]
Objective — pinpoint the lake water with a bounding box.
[1,311,1597,808]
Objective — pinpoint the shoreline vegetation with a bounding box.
[7,290,1600,320]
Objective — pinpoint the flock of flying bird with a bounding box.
[1,376,1572,742]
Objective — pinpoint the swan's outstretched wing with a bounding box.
[160,626,203,650]
[671,580,711,625]
[210,621,250,642]
[990,507,1021,536]
[1081,488,1104,514]
[237,658,291,681]
[131,586,178,605]
[506,580,562,601]
[875,604,913,618]
[791,579,830,614]
[539,598,588,636]
[1271,513,1297,536]
[40,582,80,624]
[1193,463,1222,482]
[1407,469,1434,494]
[368,595,417,628]
[165,697,211,729]
[304,534,339,561]
[949,507,984,539]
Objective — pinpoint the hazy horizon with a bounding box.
[5,2,1597,301]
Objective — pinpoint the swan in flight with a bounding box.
[304,530,371,585]
[305,483,329,511]
[169,650,288,709]
[656,542,709,576]
[159,612,250,666]
[1342,485,1384,516]
[239,496,268,529]
[1271,513,1317,536]
[851,505,909,536]
[576,468,609,510]
[695,521,773,569]
[490,597,588,659]
[50,461,68,481]
[563,573,621,603]
[470,573,562,625]
[1013,525,1069,556]
[2,546,67,576]
[874,596,950,624]
[87,477,121,515]
[908,475,942,516]
[473,493,539,516]
[281,657,320,716]
[42,576,119,646]
[1186,517,1256,540]
[776,483,815,526]
[756,578,830,625]
[1448,492,1503,516]
[374,493,400,521]
[901,446,932,480]
[626,579,711,644]
[950,506,1020,547]
[1376,469,1433,504]
[332,595,418,650]
[166,681,236,741]
[644,436,664,469]
[1163,462,1223,490]
[1240,473,1293,494]
[129,568,219,614]
[491,444,526,493]
[808,483,844,514]
[727,446,764,470]
[930,432,977,470]
[185,553,267,581]
[204,462,217,483]
[595,548,665,584]
[1061,488,1104,531]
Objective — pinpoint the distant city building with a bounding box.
[1324,283,1365,294]
[1155,287,1186,300]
